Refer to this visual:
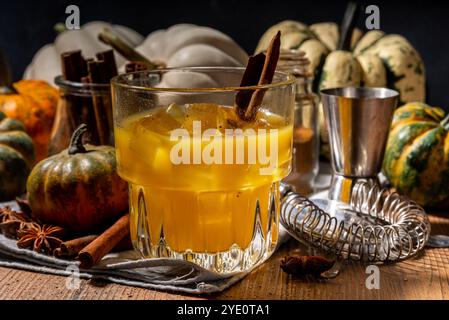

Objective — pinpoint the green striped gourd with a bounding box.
[256,21,425,102]
[383,102,449,208]
[0,111,35,201]
[256,21,426,157]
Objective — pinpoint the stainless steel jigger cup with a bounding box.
[320,87,398,203]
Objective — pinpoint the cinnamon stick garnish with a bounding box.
[78,214,130,269]
[235,31,281,121]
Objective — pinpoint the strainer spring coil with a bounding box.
[280,182,431,262]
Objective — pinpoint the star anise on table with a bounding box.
[0,206,32,238]
[0,206,26,223]
[280,255,335,278]
[17,223,64,254]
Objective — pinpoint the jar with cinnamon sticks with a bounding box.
[278,50,319,195]
[48,50,117,155]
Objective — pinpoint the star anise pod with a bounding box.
[280,255,335,278]
[0,206,28,223]
[17,223,64,254]
[0,206,31,238]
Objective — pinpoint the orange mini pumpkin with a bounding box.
[0,80,59,161]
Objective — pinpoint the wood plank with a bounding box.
[0,214,448,300]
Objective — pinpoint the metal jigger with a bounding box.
[320,87,398,204]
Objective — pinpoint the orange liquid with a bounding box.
[115,103,293,253]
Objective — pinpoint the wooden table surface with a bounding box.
[0,213,448,300]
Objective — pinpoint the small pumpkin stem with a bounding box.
[54,23,67,34]
[338,2,361,51]
[440,114,449,130]
[68,124,89,155]
[98,28,159,70]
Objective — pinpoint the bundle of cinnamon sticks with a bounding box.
[49,50,118,154]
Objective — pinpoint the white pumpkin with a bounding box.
[133,24,248,68]
[24,21,144,85]
[25,23,249,88]
[125,24,249,91]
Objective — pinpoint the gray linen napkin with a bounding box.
[0,201,289,294]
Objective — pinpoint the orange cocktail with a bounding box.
[112,68,295,274]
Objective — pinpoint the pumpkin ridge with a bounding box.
[386,122,438,185]
[354,33,385,55]
[1,80,58,161]
[395,128,443,194]
[0,144,26,161]
[378,57,405,103]
[0,113,35,201]
[407,128,447,204]
[0,130,35,166]
[83,148,113,170]
[41,157,61,224]
[392,103,444,124]
[444,132,449,162]
[421,135,448,203]
[0,145,29,201]
[390,119,437,132]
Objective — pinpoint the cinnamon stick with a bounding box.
[87,60,109,145]
[235,53,266,121]
[80,58,93,79]
[49,51,83,155]
[235,31,281,121]
[61,50,83,81]
[80,75,100,145]
[61,50,85,131]
[96,50,118,80]
[54,235,97,258]
[113,235,133,252]
[125,61,148,73]
[78,214,130,269]
[54,234,132,258]
[94,52,117,139]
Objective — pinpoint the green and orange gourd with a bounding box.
[383,102,449,208]
[0,49,59,161]
[0,111,35,201]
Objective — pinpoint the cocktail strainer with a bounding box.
[279,181,430,262]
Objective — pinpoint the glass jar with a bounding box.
[278,50,320,195]
[49,76,113,155]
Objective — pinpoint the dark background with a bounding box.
[1,0,448,108]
